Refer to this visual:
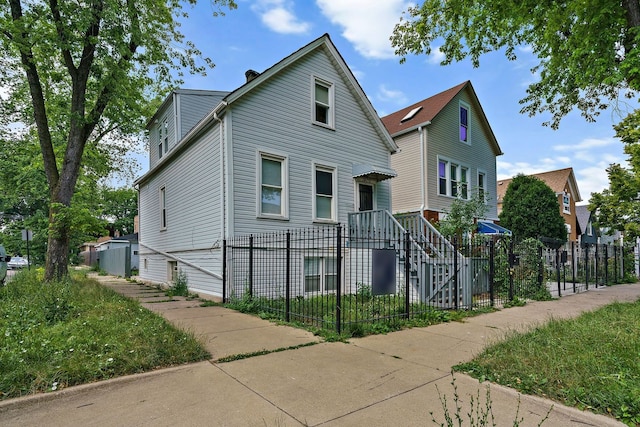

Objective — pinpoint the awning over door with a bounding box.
[477,220,512,236]
[352,164,397,182]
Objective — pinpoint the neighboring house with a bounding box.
[135,34,398,297]
[381,81,503,225]
[96,233,140,270]
[497,167,582,242]
[576,205,598,247]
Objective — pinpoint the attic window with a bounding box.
[401,106,422,122]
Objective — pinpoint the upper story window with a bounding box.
[477,171,486,201]
[314,164,336,221]
[158,118,168,159]
[313,77,335,128]
[459,102,469,144]
[563,192,571,214]
[438,158,469,199]
[259,153,288,218]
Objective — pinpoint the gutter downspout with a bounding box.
[213,108,226,240]
[418,122,431,216]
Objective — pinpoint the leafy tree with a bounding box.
[391,1,640,129]
[0,0,236,280]
[99,186,137,236]
[590,117,640,238]
[499,174,567,243]
[437,191,489,242]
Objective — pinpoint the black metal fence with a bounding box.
[223,225,627,334]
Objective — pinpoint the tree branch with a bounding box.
[48,0,77,77]
[8,0,59,192]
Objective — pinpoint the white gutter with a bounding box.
[214,109,226,240]
[139,241,223,280]
[418,122,431,215]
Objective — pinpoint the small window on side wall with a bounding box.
[459,103,469,143]
[314,165,336,221]
[160,186,167,229]
[259,153,288,218]
[313,78,334,128]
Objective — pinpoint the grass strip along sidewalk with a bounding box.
[0,270,209,400]
[456,299,640,426]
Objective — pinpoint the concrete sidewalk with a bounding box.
[1,277,638,426]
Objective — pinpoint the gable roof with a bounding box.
[497,167,582,203]
[210,33,397,153]
[380,81,502,156]
[136,34,397,186]
[575,205,592,234]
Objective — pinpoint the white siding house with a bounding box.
[382,81,503,224]
[135,34,398,298]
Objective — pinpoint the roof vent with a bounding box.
[400,106,422,122]
[245,69,260,82]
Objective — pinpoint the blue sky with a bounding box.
[139,0,632,204]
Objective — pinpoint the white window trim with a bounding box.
[477,169,487,202]
[159,185,167,230]
[313,162,338,223]
[168,260,178,282]
[163,119,169,154]
[355,180,376,212]
[303,256,339,294]
[437,157,470,200]
[459,101,470,145]
[157,122,164,159]
[257,151,289,220]
[562,192,571,214]
[311,76,335,129]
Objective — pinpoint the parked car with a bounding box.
[8,256,28,269]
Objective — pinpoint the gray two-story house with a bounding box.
[382,81,503,224]
[135,34,398,297]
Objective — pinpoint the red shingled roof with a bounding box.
[381,81,469,136]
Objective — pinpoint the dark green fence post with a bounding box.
[404,230,410,318]
[336,225,342,334]
[285,231,291,323]
[489,240,495,307]
[249,234,254,298]
[222,239,227,303]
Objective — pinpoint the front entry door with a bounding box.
[358,183,374,211]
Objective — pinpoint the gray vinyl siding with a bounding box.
[178,91,227,139]
[390,132,423,214]
[228,47,393,235]
[424,90,498,219]
[138,121,223,294]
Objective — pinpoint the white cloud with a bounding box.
[251,0,311,34]
[426,46,445,65]
[553,137,617,152]
[316,0,411,59]
[376,84,408,106]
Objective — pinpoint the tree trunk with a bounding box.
[45,209,71,280]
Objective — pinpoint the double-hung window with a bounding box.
[459,102,469,143]
[563,192,571,214]
[259,153,287,218]
[163,119,169,154]
[304,257,338,293]
[314,165,336,221]
[313,77,334,128]
[438,158,469,199]
[477,171,486,201]
[158,122,164,159]
[158,118,169,159]
[160,186,167,229]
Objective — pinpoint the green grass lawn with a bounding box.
[455,299,640,426]
[0,269,210,400]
